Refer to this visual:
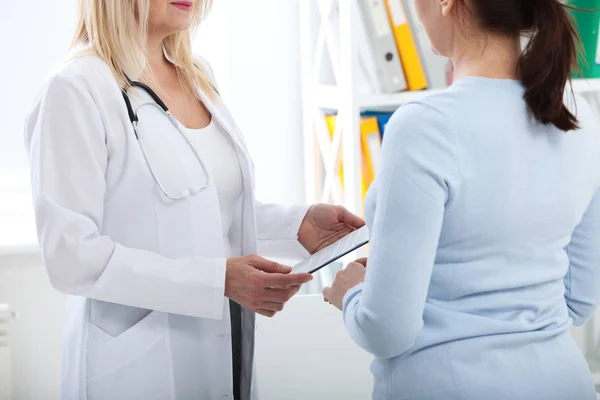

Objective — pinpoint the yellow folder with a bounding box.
[325,115,345,189]
[360,117,381,203]
[324,116,382,214]
[384,0,428,91]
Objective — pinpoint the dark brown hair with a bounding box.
[460,0,582,131]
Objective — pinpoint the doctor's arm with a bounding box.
[25,75,310,320]
[564,185,600,326]
[254,202,311,259]
[341,104,459,359]
[254,202,366,260]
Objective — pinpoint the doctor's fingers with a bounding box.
[247,255,293,274]
[252,286,300,304]
[256,309,277,318]
[339,206,366,229]
[260,272,313,289]
[252,301,286,313]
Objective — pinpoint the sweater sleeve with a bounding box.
[342,102,459,359]
[564,185,600,326]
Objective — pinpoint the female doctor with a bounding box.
[24,0,364,399]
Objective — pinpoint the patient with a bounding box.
[323,0,600,399]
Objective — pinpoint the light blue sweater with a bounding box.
[343,77,600,400]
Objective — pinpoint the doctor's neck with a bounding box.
[146,34,172,72]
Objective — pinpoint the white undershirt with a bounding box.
[181,119,244,257]
[182,120,247,394]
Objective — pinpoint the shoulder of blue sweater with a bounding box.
[387,87,464,130]
[386,85,479,141]
[417,84,472,114]
[400,84,470,119]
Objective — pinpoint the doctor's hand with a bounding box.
[298,204,365,254]
[322,261,366,311]
[225,255,313,318]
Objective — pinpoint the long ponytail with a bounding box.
[464,0,582,132]
[518,1,581,131]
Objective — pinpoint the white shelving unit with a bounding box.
[300,0,600,386]
[300,0,363,213]
[572,78,600,94]
[299,0,600,212]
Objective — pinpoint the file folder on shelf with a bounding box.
[360,117,382,201]
[326,114,345,189]
[358,0,408,93]
[362,111,394,137]
[330,3,382,94]
[402,0,447,88]
[324,115,383,209]
[355,1,387,94]
[384,0,428,91]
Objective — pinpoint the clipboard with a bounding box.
[292,226,369,275]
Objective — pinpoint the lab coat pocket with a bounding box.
[86,311,172,400]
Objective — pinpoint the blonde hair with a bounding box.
[71,0,216,99]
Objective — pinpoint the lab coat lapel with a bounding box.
[197,90,245,152]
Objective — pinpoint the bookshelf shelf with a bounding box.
[314,84,443,110]
[314,79,600,112]
[571,78,600,94]
[359,88,442,109]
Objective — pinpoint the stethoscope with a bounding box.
[121,81,211,200]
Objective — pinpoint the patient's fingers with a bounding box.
[354,258,368,268]
[323,286,332,301]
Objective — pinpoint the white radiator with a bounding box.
[0,304,15,400]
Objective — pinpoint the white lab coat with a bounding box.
[24,54,310,400]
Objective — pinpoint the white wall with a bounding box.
[0,0,76,174]
[194,0,307,205]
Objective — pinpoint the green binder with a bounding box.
[566,0,600,78]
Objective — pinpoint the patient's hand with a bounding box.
[354,258,367,268]
[322,262,366,310]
